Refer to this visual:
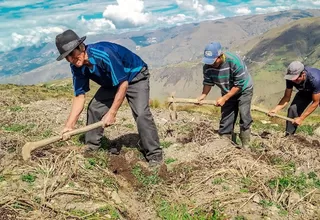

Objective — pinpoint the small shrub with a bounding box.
[21,173,36,183]
[160,141,172,148]
[132,164,160,186]
[165,158,177,164]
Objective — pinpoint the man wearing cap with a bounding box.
[197,42,254,149]
[55,29,163,167]
[269,61,320,136]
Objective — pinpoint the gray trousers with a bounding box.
[85,68,162,160]
[286,91,313,135]
[219,88,253,134]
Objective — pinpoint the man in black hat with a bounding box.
[269,61,320,136]
[55,29,163,167]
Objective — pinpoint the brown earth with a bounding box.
[0,97,320,219]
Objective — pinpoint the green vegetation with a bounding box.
[212,178,224,185]
[21,173,36,183]
[0,83,74,104]
[131,164,160,186]
[297,125,315,135]
[160,141,173,148]
[85,154,108,170]
[268,172,320,194]
[157,200,226,220]
[9,106,23,112]
[3,124,30,132]
[124,123,135,129]
[234,216,247,220]
[150,98,162,108]
[165,158,177,164]
[69,205,120,219]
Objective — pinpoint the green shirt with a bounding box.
[203,51,253,95]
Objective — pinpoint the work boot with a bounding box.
[239,128,251,149]
[148,153,163,168]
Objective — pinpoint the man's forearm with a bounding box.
[300,102,319,120]
[223,86,240,100]
[273,97,290,111]
[65,94,86,128]
[109,81,128,115]
[202,85,212,95]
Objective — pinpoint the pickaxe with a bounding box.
[22,121,104,161]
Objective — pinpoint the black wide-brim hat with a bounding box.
[55,29,86,61]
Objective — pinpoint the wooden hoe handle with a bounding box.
[22,121,104,161]
[251,105,294,122]
[167,97,217,105]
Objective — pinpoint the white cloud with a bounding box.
[176,0,184,5]
[255,6,291,13]
[80,16,116,35]
[158,14,190,24]
[102,0,150,28]
[176,0,215,15]
[10,27,64,49]
[1,0,320,52]
[236,7,251,15]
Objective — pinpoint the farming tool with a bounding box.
[167,95,217,120]
[22,121,104,161]
[167,95,295,123]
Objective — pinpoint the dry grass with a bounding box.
[1,84,320,219]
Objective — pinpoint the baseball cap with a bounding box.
[284,61,304,80]
[202,42,222,65]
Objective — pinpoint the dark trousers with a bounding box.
[219,89,253,134]
[286,91,313,135]
[85,68,162,160]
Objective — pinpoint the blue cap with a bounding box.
[202,42,222,64]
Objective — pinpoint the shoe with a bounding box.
[148,154,163,168]
[109,147,120,155]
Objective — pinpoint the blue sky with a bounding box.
[0,0,320,51]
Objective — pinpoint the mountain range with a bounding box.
[1,9,320,107]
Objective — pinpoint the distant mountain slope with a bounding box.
[151,16,320,106]
[1,9,320,83]
[239,16,320,106]
[2,11,320,108]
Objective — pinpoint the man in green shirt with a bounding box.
[197,42,254,148]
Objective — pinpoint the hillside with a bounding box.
[238,16,320,106]
[151,16,320,107]
[1,83,320,219]
[1,9,320,84]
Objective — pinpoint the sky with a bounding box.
[1,0,320,52]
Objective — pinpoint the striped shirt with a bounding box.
[71,42,147,96]
[203,51,253,95]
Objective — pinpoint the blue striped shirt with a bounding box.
[71,42,147,96]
